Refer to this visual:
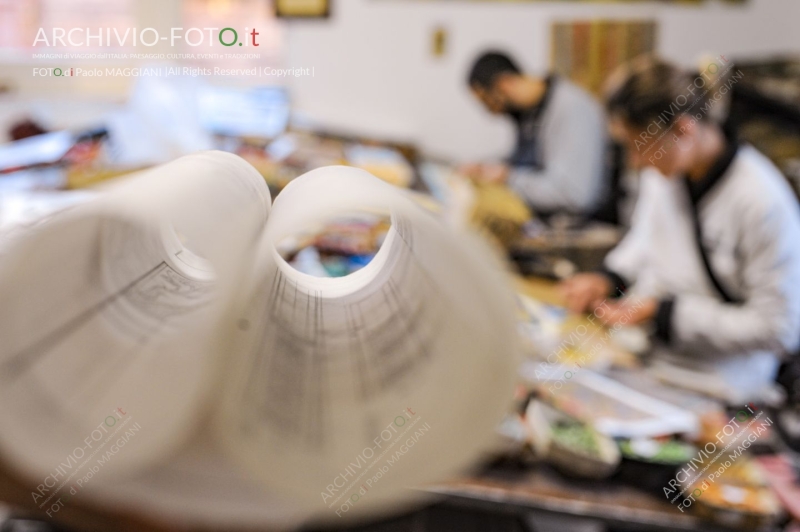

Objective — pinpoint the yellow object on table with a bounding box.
[66,166,145,189]
[470,182,532,247]
[514,275,563,307]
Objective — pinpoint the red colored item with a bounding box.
[756,455,800,520]
[9,119,47,141]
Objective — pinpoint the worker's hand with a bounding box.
[560,273,612,314]
[596,297,657,327]
[475,163,509,184]
[457,163,509,184]
[457,162,482,179]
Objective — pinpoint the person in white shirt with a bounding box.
[462,51,609,219]
[561,56,800,403]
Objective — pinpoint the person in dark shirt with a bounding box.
[462,51,609,218]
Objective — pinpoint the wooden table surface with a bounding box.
[425,463,753,532]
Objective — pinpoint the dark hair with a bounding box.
[605,55,715,129]
[468,51,521,89]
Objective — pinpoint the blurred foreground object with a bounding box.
[0,154,520,529]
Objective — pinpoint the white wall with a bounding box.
[2,0,798,158]
[283,0,800,162]
[0,0,184,134]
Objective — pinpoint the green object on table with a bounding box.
[619,439,693,465]
[551,423,600,458]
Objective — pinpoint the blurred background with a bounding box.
[1,0,799,162]
[2,1,800,531]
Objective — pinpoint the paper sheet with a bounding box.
[0,157,520,527]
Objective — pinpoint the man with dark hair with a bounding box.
[463,51,609,218]
[467,52,522,100]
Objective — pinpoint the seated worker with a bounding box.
[462,51,609,219]
[561,56,800,403]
